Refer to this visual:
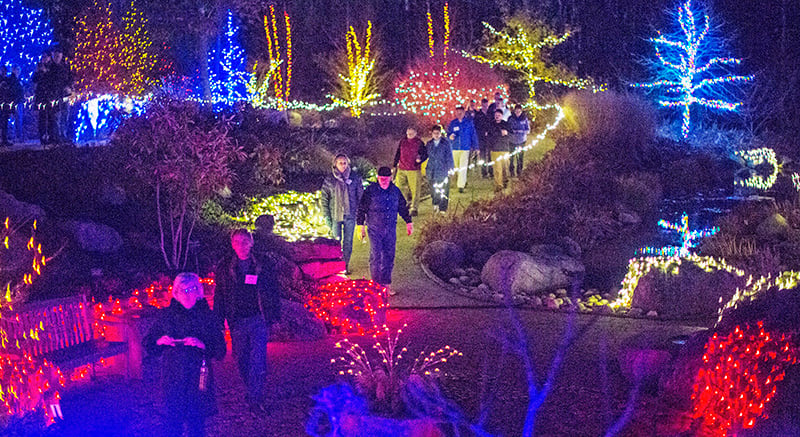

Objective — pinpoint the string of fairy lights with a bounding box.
[636,212,718,257]
[735,147,780,191]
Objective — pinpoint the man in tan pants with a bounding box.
[392,127,427,216]
[485,110,511,192]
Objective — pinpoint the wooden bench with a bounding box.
[0,295,128,375]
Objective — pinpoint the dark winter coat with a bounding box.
[393,137,427,171]
[508,113,531,145]
[473,109,492,139]
[356,182,412,230]
[49,61,73,99]
[0,75,10,106]
[446,117,479,151]
[143,299,226,418]
[32,66,51,104]
[425,138,454,183]
[215,253,282,325]
[8,74,24,104]
[320,167,364,227]
[485,120,511,153]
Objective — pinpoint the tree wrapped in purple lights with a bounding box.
[632,0,753,138]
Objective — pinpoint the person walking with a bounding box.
[320,154,363,274]
[473,98,492,178]
[9,66,24,143]
[50,49,73,144]
[392,127,427,216]
[447,105,478,193]
[143,273,226,437]
[214,229,282,413]
[485,109,511,192]
[32,52,54,146]
[487,92,511,121]
[0,66,12,148]
[507,104,531,178]
[425,125,454,213]
[356,166,414,296]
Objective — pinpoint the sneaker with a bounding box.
[432,205,439,213]
[410,209,418,217]
[386,285,398,296]
[458,188,464,193]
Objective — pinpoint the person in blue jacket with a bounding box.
[356,166,413,296]
[447,105,478,193]
[507,104,531,178]
[425,125,454,213]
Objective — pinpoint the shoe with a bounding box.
[458,188,464,193]
[386,285,398,296]
[344,268,351,275]
[432,205,439,213]
[410,210,418,217]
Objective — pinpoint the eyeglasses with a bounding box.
[179,285,200,294]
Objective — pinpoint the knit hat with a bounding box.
[377,166,392,177]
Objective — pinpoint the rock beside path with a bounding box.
[481,249,584,296]
[420,240,465,279]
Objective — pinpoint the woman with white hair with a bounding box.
[144,273,226,437]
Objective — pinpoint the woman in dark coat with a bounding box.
[144,273,226,437]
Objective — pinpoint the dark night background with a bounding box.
[21,0,800,133]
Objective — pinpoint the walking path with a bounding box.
[48,139,707,436]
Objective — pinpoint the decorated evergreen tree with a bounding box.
[325,21,383,118]
[207,10,251,108]
[0,0,54,81]
[632,0,753,138]
[119,1,162,95]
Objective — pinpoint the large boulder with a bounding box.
[756,212,789,240]
[420,240,465,279]
[271,298,327,342]
[481,249,584,296]
[66,220,123,253]
[0,189,46,222]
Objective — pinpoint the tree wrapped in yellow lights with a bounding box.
[464,14,602,102]
[118,1,161,96]
[0,218,48,307]
[326,21,383,118]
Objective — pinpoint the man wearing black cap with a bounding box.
[356,166,413,296]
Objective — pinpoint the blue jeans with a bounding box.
[229,315,268,404]
[331,216,356,269]
[368,223,396,285]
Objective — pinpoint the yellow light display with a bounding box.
[328,21,381,118]
[263,6,292,110]
[463,19,605,102]
[735,147,781,191]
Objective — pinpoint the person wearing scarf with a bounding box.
[320,154,364,274]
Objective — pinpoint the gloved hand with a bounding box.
[406,223,414,236]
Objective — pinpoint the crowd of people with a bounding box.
[0,48,74,149]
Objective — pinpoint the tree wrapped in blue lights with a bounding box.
[0,0,54,81]
[207,10,251,108]
[632,0,753,138]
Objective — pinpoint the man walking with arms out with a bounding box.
[356,166,413,296]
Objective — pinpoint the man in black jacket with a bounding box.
[0,66,11,148]
[356,166,413,296]
[485,109,511,192]
[214,229,281,412]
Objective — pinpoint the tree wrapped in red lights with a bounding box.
[690,322,799,436]
[305,279,388,335]
[394,53,508,124]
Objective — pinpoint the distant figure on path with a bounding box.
[0,66,12,148]
[320,153,363,274]
[357,166,413,296]
[508,104,531,178]
[485,109,511,192]
[426,125,454,213]
[392,127,427,216]
[144,273,226,437]
[214,229,282,413]
[447,105,478,193]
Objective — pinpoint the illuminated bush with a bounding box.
[394,53,507,124]
[0,218,48,307]
[231,191,329,241]
[305,279,387,335]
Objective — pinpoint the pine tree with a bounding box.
[632,0,753,138]
[0,0,54,81]
[207,10,251,108]
[119,1,160,95]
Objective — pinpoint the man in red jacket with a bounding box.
[392,126,427,216]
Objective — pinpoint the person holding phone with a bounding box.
[144,273,226,437]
